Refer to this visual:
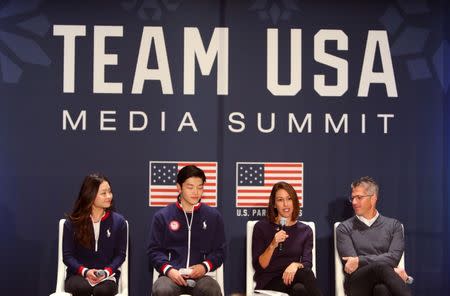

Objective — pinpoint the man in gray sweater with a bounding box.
[336,176,412,296]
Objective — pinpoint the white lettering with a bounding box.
[228,112,245,133]
[267,29,302,96]
[314,29,348,96]
[184,27,229,95]
[100,110,116,131]
[132,27,173,94]
[288,113,312,133]
[93,26,123,93]
[325,113,348,133]
[177,112,198,132]
[62,110,86,130]
[377,114,394,133]
[358,30,397,97]
[53,25,86,93]
[257,113,275,133]
[129,111,148,131]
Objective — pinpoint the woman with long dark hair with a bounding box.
[252,182,322,296]
[63,174,127,296]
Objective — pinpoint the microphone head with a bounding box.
[280,217,287,226]
[94,270,106,278]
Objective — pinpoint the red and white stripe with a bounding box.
[236,162,303,208]
[161,263,173,275]
[149,161,218,207]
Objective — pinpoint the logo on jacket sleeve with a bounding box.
[169,220,180,231]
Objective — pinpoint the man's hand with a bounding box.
[282,262,302,286]
[85,269,104,285]
[342,256,359,274]
[394,267,408,282]
[188,264,207,279]
[167,268,187,286]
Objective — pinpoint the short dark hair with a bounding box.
[267,182,300,223]
[176,165,206,186]
[351,176,379,196]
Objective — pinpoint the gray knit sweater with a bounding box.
[336,214,404,268]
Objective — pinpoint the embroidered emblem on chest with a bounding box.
[169,220,180,231]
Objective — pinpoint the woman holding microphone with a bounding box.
[252,182,322,296]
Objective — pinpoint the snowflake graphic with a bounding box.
[121,0,183,21]
[249,0,301,25]
[379,0,449,92]
[0,0,51,83]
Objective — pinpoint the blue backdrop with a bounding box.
[0,0,449,295]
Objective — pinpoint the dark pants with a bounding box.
[65,275,118,296]
[152,275,222,296]
[345,262,411,296]
[263,268,322,296]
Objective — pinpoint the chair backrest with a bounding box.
[333,222,346,296]
[50,218,129,296]
[333,222,405,296]
[246,220,317,296]
[119,220,129,296]
[53,219,68,295]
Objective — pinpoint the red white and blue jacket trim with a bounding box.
[63,211,127,279]
[147,202,226,276]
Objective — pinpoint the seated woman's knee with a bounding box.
[294,268,316,282]
[373,283,392,296]
[291,283,309,296]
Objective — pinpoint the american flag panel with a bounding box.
[149,161,218,207]
[235,162,303,208]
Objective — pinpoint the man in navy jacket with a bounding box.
[148,165,226,296]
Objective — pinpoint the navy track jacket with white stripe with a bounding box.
[147,202,226,275]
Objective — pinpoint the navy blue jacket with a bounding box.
[63,211,127,279]
[147,202,226,275]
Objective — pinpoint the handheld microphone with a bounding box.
[186,279,196,287]
[94,270,106,278]
[278,217,287,251]
[406,276,414,284]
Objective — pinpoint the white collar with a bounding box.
[356,211,379,227]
